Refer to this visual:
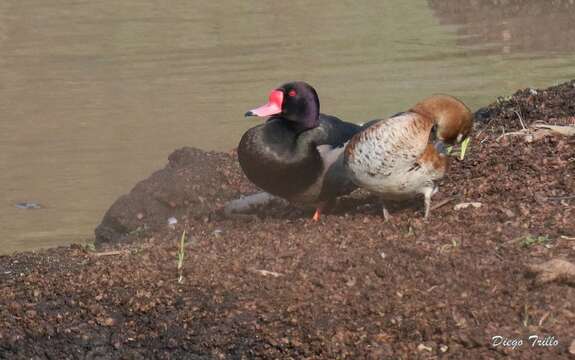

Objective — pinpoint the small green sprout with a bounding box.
[445,136,470,159]
[521,235,551,248]
[459,137,471,160]
[177,230,186,283]
[84,241,97,252]
[522,304,530,327]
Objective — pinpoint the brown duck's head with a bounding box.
[411,94,473,145]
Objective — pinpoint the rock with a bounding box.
[569,339,575,356]
[417,343,433,352]
[453,202,482,211]
[527,259,575,286]
[223,192,288,216]
[94,147,252,246]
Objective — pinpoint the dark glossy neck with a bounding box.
[290,116,318,133]
[286,91,320,132]
[301,96,320,131]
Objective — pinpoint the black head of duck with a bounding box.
[245,81,321,133]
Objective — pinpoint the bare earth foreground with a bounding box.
[2,81,575,359]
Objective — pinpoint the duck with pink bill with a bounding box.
[237,81,361,221]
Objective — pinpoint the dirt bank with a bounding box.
[1,80,574,359]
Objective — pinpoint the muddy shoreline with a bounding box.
[1,81,575,359]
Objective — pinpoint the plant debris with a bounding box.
[1,81,574,359]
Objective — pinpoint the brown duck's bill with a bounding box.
[434,141,448,154]
[245,90,283,117]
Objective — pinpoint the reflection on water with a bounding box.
[428,0,575,55]
[0,0,574,254]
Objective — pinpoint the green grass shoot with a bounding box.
[177,230,186,283]
[459,137,471,160]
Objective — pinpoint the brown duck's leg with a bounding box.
[422,186,436,219]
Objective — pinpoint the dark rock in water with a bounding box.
[473,107,492,124]
[94,147,254,247]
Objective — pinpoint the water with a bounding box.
[1,0,574,254]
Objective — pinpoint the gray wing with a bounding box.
[300,114,361,148]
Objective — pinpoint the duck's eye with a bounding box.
[288,89,297,97]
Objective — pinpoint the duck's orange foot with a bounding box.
[312,208,322,221]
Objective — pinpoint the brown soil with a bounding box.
[1,81,575,359]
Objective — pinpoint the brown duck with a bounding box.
[343,95,472,219]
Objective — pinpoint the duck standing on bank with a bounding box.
[238,81,361,220]
[344,95,472,220]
